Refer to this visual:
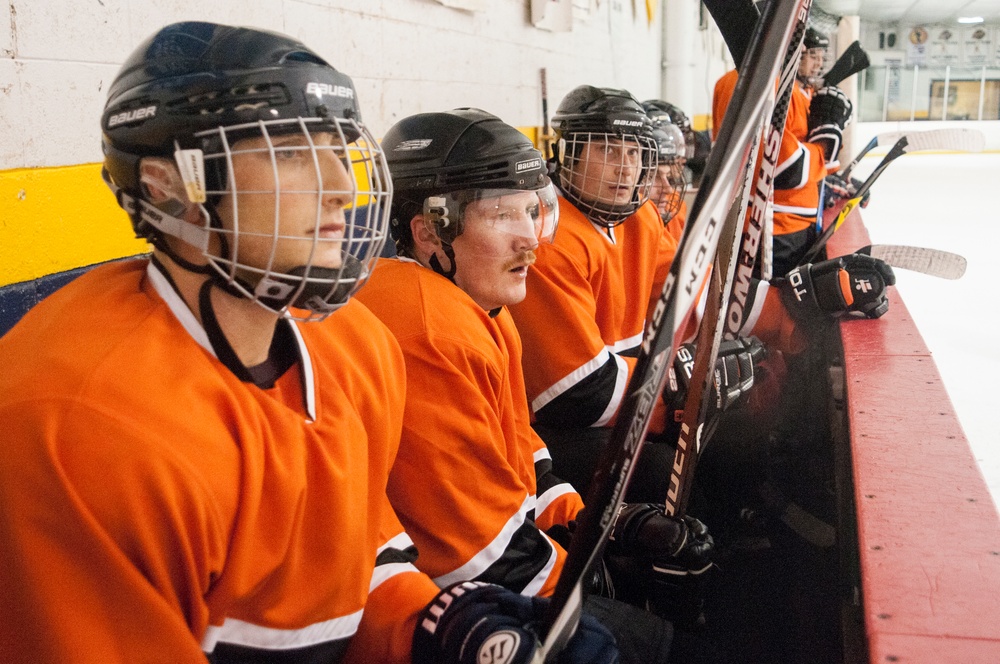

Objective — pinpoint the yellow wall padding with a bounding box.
[0,164,150,287]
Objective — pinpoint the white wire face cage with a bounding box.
[193,116,391,321]
[557,131,657,226]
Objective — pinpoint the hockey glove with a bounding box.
[666,337,768,419]
[807,86,853,164]
[824,173,870,209]
[608,504,715,627]
[412,581,620,664]
[780,254,896,322]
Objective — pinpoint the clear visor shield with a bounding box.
[191,116,391,320]
[423,182,559,258]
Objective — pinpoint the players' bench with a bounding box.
[0,257,146,338]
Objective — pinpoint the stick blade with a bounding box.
[875,128,986,154]
[862,244,968,279]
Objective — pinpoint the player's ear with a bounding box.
[411,214,441,250]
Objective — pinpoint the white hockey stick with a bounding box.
[841,127,985,180]
[859,244,967,280]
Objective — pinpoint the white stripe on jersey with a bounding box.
[433,494,544,588]
[201,611,362,653]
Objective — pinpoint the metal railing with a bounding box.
[858,64,1000,122]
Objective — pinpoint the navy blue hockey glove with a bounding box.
[808,86,853,164]
[666,337,767,420]
[608,504,715,627]
[412,581,619,664]
[824,173,870,209]
[780,254,896,322]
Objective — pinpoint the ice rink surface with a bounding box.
[848,151,1000,510]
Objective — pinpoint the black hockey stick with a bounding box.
[821,40,870,87]
[804,127,986,264]
[532,2,802,660]
[539,68,555,160]
[800,137,907,265]
[668,0,812,516]
[859,244,967,279]
[703,0,761,68]
[840,127,985,180]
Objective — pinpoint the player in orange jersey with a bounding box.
[713,27,854,275]
[508,84,894,497]
[642,103,689,242]
[359,107,727,663]
[0,23,612,664]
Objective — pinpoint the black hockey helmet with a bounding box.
[101,22,392,320]
[382,108,557,259]
[804,27,830,50]
[551,86,657,226]
[642,99,695,160]
[103,21,362,210]
[647,113,688,223]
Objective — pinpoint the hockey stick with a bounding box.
[858,244,967,279]
[840,127,985,180]
[532,1,802,659]
[667,0,812,516]
[821,40,869,87]
[539,68,554,161]
[804,128,985,264]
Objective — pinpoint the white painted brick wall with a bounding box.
[1,0,729,169]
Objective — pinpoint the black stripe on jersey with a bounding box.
[535,456,573,499]
[376,544,419,566]
[208,638,350,664]
[534,354,620,428]
[473,521,553,593]
[774,151,806,190]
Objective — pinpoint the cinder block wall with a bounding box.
[1,0,730,286]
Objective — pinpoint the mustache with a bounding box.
[502,250,537,271]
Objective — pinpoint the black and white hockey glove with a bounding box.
[824,173,870,209]
[608,504,715,626]
[780,254,896,322]
[666,336,767,419]
[808,86,853,164]
[412,581,619,664]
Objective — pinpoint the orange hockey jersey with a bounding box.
[508,195,805,432]
[356,258,583,600]
[713,69,826,236]
[0,259,439,664]
[665,196,687,244]
[508,198,676,432]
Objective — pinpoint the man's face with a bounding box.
[649,162,685,218]
[449,190,545,311]
[798,47,825,81]
[567,137,642,207]
[214,131,353,277]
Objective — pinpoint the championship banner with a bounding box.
[929,26,962,66]
[906,26,928,66]
[963,26,992,66]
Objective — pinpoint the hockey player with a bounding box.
[357,107,719,663]
[507,85,895,501]
[713,26,852,274]
[643,105,689,242]
[0,23,615,664]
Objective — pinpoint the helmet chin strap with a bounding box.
[429,243,458,281]
[255,255,364,314]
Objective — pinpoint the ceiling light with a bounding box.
[957,16,984,24]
